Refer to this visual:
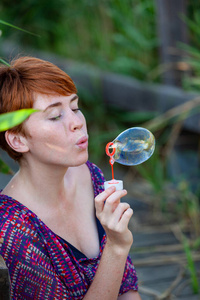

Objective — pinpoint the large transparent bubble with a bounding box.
[107,127,155,166]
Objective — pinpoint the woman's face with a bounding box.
[22,93,88,167]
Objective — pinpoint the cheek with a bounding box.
[38,126,70,154]
[24,119,71,160]
[26,123,59,152]
[81,115,88,132]
[26,120,56,139]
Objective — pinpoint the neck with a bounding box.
[16,160,79,208]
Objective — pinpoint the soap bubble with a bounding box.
[107,127,155,166]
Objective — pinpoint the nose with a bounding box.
[69,111,84,131]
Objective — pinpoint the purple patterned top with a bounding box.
[0,161,138,299]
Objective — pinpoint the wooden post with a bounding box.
[155,0,189,86]
[0,255,11,300]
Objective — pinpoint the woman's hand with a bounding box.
[83,186,136,300]
[95,186,133,255]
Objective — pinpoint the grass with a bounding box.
[183,237,199,294]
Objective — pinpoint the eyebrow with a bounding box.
[43,95,78,113]
[43,102,62,113]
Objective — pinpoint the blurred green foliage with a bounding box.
[1,0,200,88]
[180,9,200,91]
[175,1,200,91]
[0,157,13,174]
[0,0,158,81]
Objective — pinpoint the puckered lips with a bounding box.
[76,136,88,149]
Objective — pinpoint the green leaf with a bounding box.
[183,237,199,294]
[0,58,10,67]
[193,237,200,250]
[0,157,13,174]
[0,19,40,37]
[0,109,39,131]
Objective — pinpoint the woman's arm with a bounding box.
[118,290,142,300]
[84,186,139,300]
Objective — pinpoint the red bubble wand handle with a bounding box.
[106,142,115,180]
[105,142,123,190]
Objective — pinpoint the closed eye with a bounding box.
[49,114,62,121]
[72,108,81,113]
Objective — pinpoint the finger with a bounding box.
[95,186,116,215]
[118,207,133,229]
[109,202,131,225]
[103,189,127,214]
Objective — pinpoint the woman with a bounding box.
[0,57,141,299]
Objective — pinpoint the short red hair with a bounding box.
[0,56,77,161]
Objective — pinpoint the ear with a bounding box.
[5,131,29,153]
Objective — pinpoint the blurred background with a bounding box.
[0,0,200,298]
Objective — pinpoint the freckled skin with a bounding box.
[23,93,88,167]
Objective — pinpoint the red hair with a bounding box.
[0,56,77,160]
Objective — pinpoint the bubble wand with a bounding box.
[104,127,155,191]
[105,142,115,180]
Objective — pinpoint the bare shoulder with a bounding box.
[2,174,19,198]
[67,163,94,211]
[67,163,93,192]
[80,163,92,182]
[118,291,141,300]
